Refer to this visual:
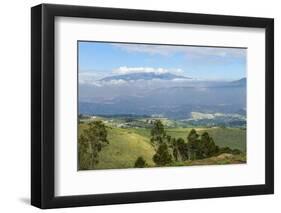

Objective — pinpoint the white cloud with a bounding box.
[172,78,191,82]
[79,72,97,83]
[112,66,184,75]
[104,79,127,85]
[79,67,189,86]
[79,70,109,86]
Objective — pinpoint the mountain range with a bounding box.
[100,72,191,81]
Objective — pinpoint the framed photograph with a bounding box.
[31,4,274,209]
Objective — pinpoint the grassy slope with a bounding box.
[171,154,246,167]
[79,124,246,170]
[166,127,246,152]
[92,127,155,169]
[130,127,246,152]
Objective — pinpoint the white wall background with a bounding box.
[0,0,279,212]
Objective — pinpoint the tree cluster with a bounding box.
[78,121,109,170]
[144,120,241,167]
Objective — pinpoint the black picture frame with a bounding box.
[31,3,274,209]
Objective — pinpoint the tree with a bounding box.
[78,134,91,170]
[178,138,188,160]
[78,121,109,170]
[153,143,172,166]
[134,156,147,168]
[150,120,166,145]
[172,137,188,161]
[198,132,219,158]
[171,138,178,161]
[187,129,199,160]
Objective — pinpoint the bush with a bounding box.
[218,147,241,155]
[153,143,172,166]
[134,156,147,168]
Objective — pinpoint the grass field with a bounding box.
[166,127,246,152]
[95,127,155,169]
[79,122,246,170]
[129,127,246,152]
[171,153,246,167]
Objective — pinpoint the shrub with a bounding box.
[134,156,147,168]
[153,143,172,166]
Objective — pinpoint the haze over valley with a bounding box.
[79,72,246,127]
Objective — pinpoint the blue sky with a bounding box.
[78,41,246,81]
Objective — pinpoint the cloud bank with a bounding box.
[112,66,184,75]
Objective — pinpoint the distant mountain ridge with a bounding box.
[100,72,191,81]
[230,77,246,86]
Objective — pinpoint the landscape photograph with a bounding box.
[78,41,247,170]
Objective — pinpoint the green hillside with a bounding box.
[96,127,156,169]
[79,125,156,169]
[130,127,246,152]
[166,127,246,152]
[79,122,246,170]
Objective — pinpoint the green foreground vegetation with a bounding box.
[78,117,246,170]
